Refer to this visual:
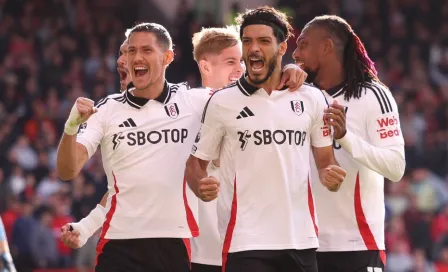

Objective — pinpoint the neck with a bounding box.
[314,60,345,90]
[248,63,283,95]
[132,74,165,99]
[201,77,220,90]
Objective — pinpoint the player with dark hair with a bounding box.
[293,15,405,272]
[57,21,308,272]
[186,7,346,272]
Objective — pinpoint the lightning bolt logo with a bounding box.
[237,130,251,151]
[112,132,125,150]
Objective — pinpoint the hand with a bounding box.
[278,64,307,91]
[321,165,346,192]
[198,176,220,202]
[60,223,81,248]
[64,97,97,135]
[324,100,347,139]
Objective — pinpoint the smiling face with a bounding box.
[117,39,131,91]
[204,44,244,88]
[127,31,173,90]
[292,25,328,83]
[241,24,285,85]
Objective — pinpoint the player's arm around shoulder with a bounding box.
[310,87,346,192]
[56,97,105,180]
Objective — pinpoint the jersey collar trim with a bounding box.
[314,81,346,98]
[237,76,258,96]
[124,80,171,109]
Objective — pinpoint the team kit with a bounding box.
[56,5,405,272]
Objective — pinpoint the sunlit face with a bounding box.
[117,39,131,91]
[241,24,283,85]
[127,32,173,90]
[292,25,326,83]
[206,44,244,88]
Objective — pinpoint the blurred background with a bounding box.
[0,0,447,271]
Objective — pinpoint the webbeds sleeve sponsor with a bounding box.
[369,112,404,146]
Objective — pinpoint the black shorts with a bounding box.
[95,238,191,272]
[224,248,317,272]
[316,250,386,272]
[191,263,221,272]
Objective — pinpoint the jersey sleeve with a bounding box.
[191,93,225,161]
[310,91,333,147]
[336,85,405,182]
[76,104,105,158]
[188,87,215,118]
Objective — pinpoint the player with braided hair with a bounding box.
[293,15,405,272]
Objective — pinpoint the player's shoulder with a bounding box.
[208,82,240,100]
[297,82,329,105]
[168,81,190,93]
[95,92,126,109]
[360,81,397,114]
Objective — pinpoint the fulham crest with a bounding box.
[290,100,304,116]
[164,103,180,119]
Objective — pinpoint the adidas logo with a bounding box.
[236,107,255,119]
[119,118,137,127]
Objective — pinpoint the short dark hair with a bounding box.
[306,15,379,100]
[128,22,173,51]
[235,6,294,43]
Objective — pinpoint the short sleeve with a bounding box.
[191,93,225,161]
[76,108,105,158]
[310,91,333,147]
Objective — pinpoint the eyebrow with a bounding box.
[224,57,237,61]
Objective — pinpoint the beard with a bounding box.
[248,51,279,85]
[304,67,318,84]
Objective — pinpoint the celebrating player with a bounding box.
[293,15,405,272]
[185,6,346,272]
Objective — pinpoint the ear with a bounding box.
[278,41,287,56]
[323,38,334,55]
[198,59,211,75]
[164,49,174,66]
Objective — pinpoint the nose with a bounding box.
[117,55,126,67]
[249,41,261,53]
[292,47,301,63]
[235,62,244,76]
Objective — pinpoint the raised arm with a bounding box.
[56,98,101,180]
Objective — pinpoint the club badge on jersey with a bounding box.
[165,103,180,119]
[290,100,305,116]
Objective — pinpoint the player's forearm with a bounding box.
[185,155,208,197]
[56,133,81,180]
[71,204,106,242]
[336,130,405,182]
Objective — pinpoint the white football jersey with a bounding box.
[191,77,332,259]
[76,81,210,240]
[191,162,222,266]
[311,81,405,252]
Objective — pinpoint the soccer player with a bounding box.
[57,22,205,272]
[0,217,16,272]
[292,15,405,272]
[57,22,307,271]
[190,26,306,272]
[185,7,346,272]
[117,33,132,92]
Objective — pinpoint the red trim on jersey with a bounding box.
[354,172,379,250]
[183,178,199,237]
[95,172,119,266]
[307,178,318,236]
[182,238,192,268]
[222,178,237,272]
[380,250,387,266]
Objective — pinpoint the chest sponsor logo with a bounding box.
[237,129,307,151]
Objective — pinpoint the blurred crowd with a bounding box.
[0,0,447,271]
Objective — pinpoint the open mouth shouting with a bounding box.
[134,65,149,77]
[249,55,265,73]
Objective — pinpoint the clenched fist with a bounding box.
[321,165,346,192]
[198,176,220,202]
[64,98,97,135]
[60,224,82,248]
